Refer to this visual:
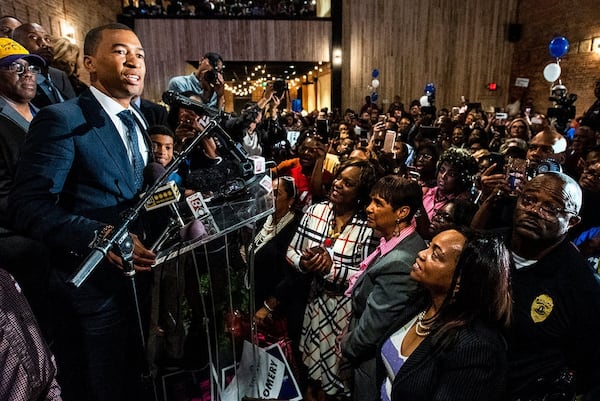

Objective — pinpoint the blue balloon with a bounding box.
[424,83,436,95]
[549,36,569,58]
[372,69,379,78]
[370,92,378,102]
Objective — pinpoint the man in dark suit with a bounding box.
[9,23,156,401]
[134,94,169,126]
[12,22,76,108]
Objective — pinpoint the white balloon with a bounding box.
[371,79,380,89]
[543,63,561,83]
[420,95,430,107]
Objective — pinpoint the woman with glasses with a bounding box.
[287,158,379,400]
[427,198,478,240]
[411,143,440,189]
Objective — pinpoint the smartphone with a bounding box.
[316,119,329,142]
[382,130,397,153]
[407,166,420,182]
[506,157,527,196]
[378,115,387,124]
[487,152,505,175]
[495,112,508,120]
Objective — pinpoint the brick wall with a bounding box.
[0,0,121,45]
[510,0,600,117]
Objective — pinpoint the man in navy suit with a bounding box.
[8,23,156,401]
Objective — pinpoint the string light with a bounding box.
[224,62,330,97]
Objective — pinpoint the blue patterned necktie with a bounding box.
[117,110,145,190]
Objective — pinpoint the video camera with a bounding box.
[547,84,577,133]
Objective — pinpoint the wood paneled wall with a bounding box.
[135,19,332,104]
[342,0,518,112]
[136,0,518,111]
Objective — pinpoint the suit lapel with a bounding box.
[78,90,138,193]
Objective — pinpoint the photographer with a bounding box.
[472,130,566,229]
[225,82,286,159]
[548,84,577,134]
[167,52,224,109]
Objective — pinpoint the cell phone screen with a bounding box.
[382,130,397,153]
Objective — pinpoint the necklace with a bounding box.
[325,210,353,248]
[252,211,295,253]
[415,308,436,337]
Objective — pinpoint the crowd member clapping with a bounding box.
[286,158,379,400]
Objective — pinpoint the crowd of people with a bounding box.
[1,15,600,401]
[121,0,318,18]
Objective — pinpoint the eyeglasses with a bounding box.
[433,210,454,222]
[417,153,433,161]
[518,194,577,220]
[0,62,42,76]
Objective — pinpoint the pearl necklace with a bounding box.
[252,211,295,253]
[415,308,436,337]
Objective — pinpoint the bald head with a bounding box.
[12,23,53,63]
[0,16,21,38]
[527,131,567,168]
[528,172,582,214]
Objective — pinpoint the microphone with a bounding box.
[179,220,207,241]
[142,162,181,211]
[162,90,221,119]
[143,161,167,189]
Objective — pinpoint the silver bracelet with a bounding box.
[263,300,274,312]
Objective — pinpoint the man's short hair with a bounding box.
[84,23,133,56]
[148,125,175,140]
[203,52,223,70]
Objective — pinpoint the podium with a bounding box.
[155,173,274,265]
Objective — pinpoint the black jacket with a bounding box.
[377,299,508,401]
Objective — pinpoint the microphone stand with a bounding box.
[68,114,241,401]
[69,116,222,287]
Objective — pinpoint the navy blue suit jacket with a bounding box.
[8,88,151,260]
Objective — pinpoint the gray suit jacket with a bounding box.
[341,231,425,401]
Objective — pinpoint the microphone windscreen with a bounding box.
[143,162,166,187]
[179,220,207,241]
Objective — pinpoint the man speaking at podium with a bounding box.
[8,23,155,401]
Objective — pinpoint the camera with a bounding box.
[527,158,562,180]
[204,69,219,86]
[547,84,577,133]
